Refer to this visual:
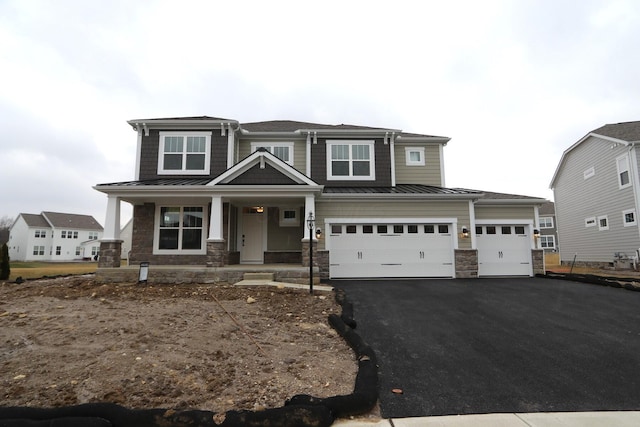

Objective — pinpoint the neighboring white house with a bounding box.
[8,212,103,261]
[550,120,640,268]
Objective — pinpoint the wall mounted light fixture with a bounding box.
[460,226,469,238]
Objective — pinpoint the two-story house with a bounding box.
[538,201,558,252]
[94,116,546,282]
[550,120,640,268]
[8,212,103,261]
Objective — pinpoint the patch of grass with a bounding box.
[8,262,98,281]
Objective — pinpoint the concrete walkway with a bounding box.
[335,411,640,426]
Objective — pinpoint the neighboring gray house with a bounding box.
[538,201,558,252]
[94,116,547,281]
[550,121,640,268]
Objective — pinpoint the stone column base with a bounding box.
[455,249,478,278]
[301,241,318,267]
[98,240,123,268]
[532,249,544,275]
[207,240,227,267]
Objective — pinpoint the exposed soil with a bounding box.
[0,276,357,414]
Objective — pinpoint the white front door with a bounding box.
[241,212,265,263]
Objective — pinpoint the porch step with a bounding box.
[243,272,275,281]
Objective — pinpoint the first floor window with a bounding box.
[75,247,82,256]
[91,246,99,256]
[55,246,61,255]
[598,215,609,231]
[540,235,555,249]
[157,206,205,252]
[33,246,44,256]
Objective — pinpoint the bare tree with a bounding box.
[0,215,13,230]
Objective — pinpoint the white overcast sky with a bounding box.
[1,0,639,227]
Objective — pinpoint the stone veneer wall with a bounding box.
[98,241,122,268]
[455,249,478,278]
[532,249,544,275]
[317,250,330,280]
[301,241,319,267]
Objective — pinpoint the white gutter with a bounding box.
[390,132,396,187]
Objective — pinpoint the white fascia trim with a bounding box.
[475,198,547,205]
[395,136,450,145]
[129,119,239,131]
[550,132,630,189]
[320,193,480,201]
[209,150,317,186]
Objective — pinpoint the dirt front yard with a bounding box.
[0,276,357,414]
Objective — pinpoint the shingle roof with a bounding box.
[20,213,51,228]
[538,201,555,215]
[240,120,444,138]
[41,212,103,230]
[592,121,640,142]
[132,115,234,122]
[474,190,545,200]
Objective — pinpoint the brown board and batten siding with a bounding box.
[394,144,442,186]
[311,138,392,187]
[554,135,639,263]
[315,200,471,250]
[138,128,228,180]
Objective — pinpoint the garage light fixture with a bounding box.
[533,229,540,240]
[460,226,469,238]
[315,228,322,239]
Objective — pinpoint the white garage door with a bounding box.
[329,223,455,278]
[476,225,532,276]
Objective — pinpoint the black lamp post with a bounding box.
[307,212,315,294]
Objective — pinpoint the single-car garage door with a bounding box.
[328,222,455,278]
[476,224,532,276]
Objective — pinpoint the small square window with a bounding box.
[598,215,609,231]
[346,225,357,234]
[279,208,300,227]
[377,225,388,234]
[486,226,496,235]
[393,225,404,234]
[501,226,512,234]
[623,209,637,227]
[438,225,449,234]
[408,225,418,233]
[515,226,525,234]
[476,226,483,234]
[331,225,342,234]
[585,217,596,227]
[363,225,373,233]
[405,147,425,166]
[424,225,435,234]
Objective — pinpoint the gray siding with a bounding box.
[315,200,471,250]
[394,144,442,186]
[553,136,640,263]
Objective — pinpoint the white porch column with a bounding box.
[304,194,316,241]
[208,195,224,241]
[103,195,121,240]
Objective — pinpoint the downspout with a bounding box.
[134,126,144,180]
[390,132,396,187]
[306,132,312,177]
[226,123,235,169]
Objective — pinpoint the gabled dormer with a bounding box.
[128,116,239,180]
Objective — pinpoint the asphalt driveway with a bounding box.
[330,278,640,418]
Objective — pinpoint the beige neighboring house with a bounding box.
[8,212,103,261]
[94,116,547,280]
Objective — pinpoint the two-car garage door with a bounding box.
[328,222,455,278]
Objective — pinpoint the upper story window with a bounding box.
[623,209,637,227]
[250,142,294,166]
[88,232,99,240]
[616,154,631,189]
[405,147,425,166]
[34,229,46,238]
[158,131,211,175]
[326,140,375,181]
[539,217,554,228]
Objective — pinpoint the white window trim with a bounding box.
[279,207,300,227]
[540,235,556,249]
[623,209,637,227]
[616,154,632,190]
[405,147,425,166]
[158,131,212,175]
[539,216,554,229]
[583,166,595,180]
[585,217,596,227]
[597,215,609,231]
[153,205,208,255]
[250,142,294,166]
[326,140,376,181]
